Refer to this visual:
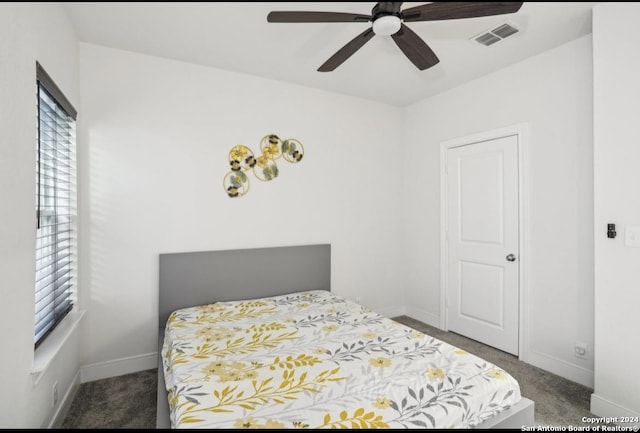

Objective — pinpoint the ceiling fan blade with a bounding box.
[402,2,523,22]
[318,28,375,72]
[391,24,439,70]
[267,11,370,23]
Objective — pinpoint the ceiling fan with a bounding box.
[267,2,524,72]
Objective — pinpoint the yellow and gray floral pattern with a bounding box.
[162,291,521,429]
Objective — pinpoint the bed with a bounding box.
[157,244,534,429]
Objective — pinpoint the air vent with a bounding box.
[492,23,519,39]
[473,22,519,47]
[475,33,501,47]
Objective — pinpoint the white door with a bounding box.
[446,134,519,355]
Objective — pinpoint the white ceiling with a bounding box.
[64,2,597,106]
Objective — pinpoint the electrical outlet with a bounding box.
[574,342,587,359]
[52,381,58,408]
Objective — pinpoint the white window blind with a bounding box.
[35,63,77,347]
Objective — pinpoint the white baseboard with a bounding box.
[48,369,81,428]
[526,349,594,388]
[80,352,157,383]
[374,305,406,318]
[405,307,441,328]
[591,394,640,425]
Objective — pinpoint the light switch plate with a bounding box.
[625,226,640,247]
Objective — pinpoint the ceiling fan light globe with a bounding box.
[372,15,401,36]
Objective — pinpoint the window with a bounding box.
[35,63,77,347]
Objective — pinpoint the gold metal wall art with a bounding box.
[223,134,304,198]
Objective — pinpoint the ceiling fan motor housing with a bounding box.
[371,3,403,36]
[372,2,403,17]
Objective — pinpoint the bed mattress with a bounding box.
[162,290,521,429]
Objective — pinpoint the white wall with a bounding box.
[0,3,80,428]
[78,35,598,390]
[401,35,594,387]
[591,3,640,422]
[77,44,404,378]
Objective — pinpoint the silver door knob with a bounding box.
[506,254,516,262]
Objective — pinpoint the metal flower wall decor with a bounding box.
[223,134,304,198]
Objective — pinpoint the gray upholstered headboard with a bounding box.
[158,244,331,327]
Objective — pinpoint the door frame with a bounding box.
[439,123,530,361]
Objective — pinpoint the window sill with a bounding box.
[31,309,85,385]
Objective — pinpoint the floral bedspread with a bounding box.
[162,290,521,429]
